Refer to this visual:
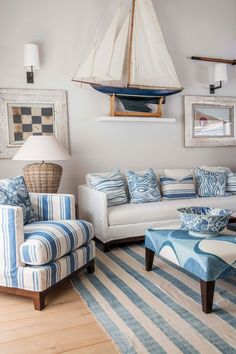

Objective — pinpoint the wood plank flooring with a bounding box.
[0,280,118,354]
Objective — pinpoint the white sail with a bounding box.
[73,45,96,82]
[108,15,130,81]
[130,0,181,88]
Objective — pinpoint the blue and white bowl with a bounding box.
[177,207,232,237]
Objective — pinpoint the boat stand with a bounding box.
[109,94,163,118]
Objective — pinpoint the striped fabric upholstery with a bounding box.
[21,220,94,265]
[226,173,236,194]
[30,193,75,221]
[89,169,128,207]
[0,192,95,293]
[160,175,196,199]
[0,205,24,288]
[17,241,95,292]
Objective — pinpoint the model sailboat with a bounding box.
[73,0,183,117]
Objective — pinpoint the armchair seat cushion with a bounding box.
[21,220,94,266]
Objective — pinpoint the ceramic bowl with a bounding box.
[177,207,232,237]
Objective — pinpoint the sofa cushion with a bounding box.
[21,220,94,265]
[88,169,128,207]
[126,168,161,203]
[0,176,36,225]
[108,195,236,226]
[194,168,227,197]
[160,174,196,199]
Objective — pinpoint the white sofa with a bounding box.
[78,168,236,251]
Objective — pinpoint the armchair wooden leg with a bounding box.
[87,259,95,274]
[33,292,45,311]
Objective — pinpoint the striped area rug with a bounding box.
[71,243,236,354]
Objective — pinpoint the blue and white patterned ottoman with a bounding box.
[145,228,236,313]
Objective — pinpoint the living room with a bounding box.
[1,0,236,353]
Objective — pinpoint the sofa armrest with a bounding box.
[78,185,108,239]
[30,193,75,221]
[0,205,25,287]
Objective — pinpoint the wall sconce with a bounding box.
[209,63,227,94]
[24,44,40,83]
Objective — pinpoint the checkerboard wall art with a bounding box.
[9,104,54,144]
[0,89,69,159]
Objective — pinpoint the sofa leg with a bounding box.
[33,292,45,311]
[87,259,95,273]
[102,243,110,252]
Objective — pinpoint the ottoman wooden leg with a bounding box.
[200,280,215,314]
[145,248,155,271]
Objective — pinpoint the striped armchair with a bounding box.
[0,193,95,310]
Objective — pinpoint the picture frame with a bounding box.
[0,88,69,159]
[184,95,236,147]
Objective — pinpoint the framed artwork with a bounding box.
[0,89,69,159]
[184,95,236,147]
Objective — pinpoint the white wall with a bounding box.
[0,0,236,195]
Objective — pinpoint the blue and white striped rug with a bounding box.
[71,243,236,354]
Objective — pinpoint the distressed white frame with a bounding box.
[0,89,69,159]
[184,95,236,147]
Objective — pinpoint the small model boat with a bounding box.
[73,0,183,117]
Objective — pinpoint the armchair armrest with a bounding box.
[78,185,108,240]
[30,193,75,221]
[0,205,25,287]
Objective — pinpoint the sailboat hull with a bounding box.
[91,84,182,112]
[91,84,183,98]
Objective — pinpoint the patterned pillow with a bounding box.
[194,168,227,197]
[0,176,36,224]
[160,174,196,199]
[126,168,161,204]
[89,169,128,207]
[226,173,236,194]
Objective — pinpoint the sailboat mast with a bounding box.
[127,0,136,87]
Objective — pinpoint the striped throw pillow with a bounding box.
[89,169,128,207]
[125,168,161,204]
[226,173,236,194]
[160,174,196,199]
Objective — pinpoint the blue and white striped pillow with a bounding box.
[89,169,128,207]
[160,174,196,199]
[125,168,161,204]
[226,173,236,194]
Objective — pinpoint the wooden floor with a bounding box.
[0,280,118,354]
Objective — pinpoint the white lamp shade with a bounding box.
[24,43,40,70]
[214,63,227,83]
[13,136,71,161]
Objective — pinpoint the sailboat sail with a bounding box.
[130,0,180,88]
[73,0,182,90]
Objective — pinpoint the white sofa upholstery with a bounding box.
[78,168,236,247]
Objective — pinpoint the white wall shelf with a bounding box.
[97,116,176,123]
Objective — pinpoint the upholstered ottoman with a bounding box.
[145,228,236,313]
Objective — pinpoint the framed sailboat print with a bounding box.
[184,95,236,147]
[73,0,183,117]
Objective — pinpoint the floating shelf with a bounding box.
[97,116,176,123]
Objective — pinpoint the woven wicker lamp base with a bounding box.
[23,163,63,193]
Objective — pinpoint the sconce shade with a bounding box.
[214,63,227,83]
[24,43,40,70]
[13,136,71,161]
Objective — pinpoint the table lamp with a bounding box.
[13,136,71,193]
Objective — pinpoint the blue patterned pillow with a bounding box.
[126,168,161,203]
[194,168,227,197]
[0,176,36,224]
[160,175,196,199]
[89,169,128,207]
